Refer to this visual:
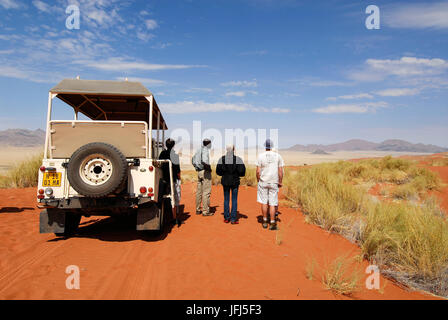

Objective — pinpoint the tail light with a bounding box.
[148,192,154,197]
[37,195,45,200]
[148,166,154,172]
[39,166,46,172]
[148,187,153,193]
[38,189,44,195]
[139,186,147,194]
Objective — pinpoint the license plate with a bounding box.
[43,172,61,187]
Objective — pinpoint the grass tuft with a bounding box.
[284,156,448,297]
[0,153,43,188]
[321,255,361,296]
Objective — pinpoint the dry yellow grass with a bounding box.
[321,256,361,296]
[305,255,361,296]
[284,156,448,297]
[0,153,43,188]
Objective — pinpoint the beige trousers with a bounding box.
[196,170,212,214]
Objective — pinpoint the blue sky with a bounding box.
[0,0,447,148]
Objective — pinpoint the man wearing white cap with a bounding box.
[256,139,284,230]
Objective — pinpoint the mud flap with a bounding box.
[40,208,65,234]
[136,203,163,231]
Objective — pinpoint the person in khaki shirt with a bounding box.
[192,138,213,216]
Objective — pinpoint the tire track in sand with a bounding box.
[0,240,67,294]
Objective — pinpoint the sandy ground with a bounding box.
[0,183,441,300]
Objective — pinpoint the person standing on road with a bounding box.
[216,145,246,224]
[192,138,213,216]
[159,138,182,227]
[256,139,284,230]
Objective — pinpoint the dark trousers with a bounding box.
[223,186,239,222]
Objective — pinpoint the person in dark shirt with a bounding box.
[159,138,182,227]
[216,145,246,224]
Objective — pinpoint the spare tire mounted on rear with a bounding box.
[67,142,128,198]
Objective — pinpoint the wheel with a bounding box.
[67,142,128,198]
[55,212,81,237]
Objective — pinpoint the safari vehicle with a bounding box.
[37,79,174,237]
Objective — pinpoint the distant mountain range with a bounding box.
[1,129,447,154]
[285,139,448,154]
[0,129,45,147]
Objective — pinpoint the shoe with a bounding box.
[202,212,211,216]
[196,211,202,215]
[262,221,268,229]
[224,219,230,223]
[269,222,277,230]
[176,219,183,227]
[231,220,239,225]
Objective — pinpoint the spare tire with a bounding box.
[67,142,128,198]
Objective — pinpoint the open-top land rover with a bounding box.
[37,79,174,237]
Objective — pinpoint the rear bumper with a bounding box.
[37,196,155,210]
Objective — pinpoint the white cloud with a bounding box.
[376,88,420,97]
[145,19,158,30]
[310,80,351,87]
[385,2,448,30]
[162,101,289,114]
[184,87,213,93]
[115,77,167,87]
[32,0,50,13]
[313,102,388,114]
[136,31,155,42]
[326,93,373,101]
[272,108,290,113]
[0,34,21,40]
[0,65,64,83]
[225,91,246,97]
[75,57,206,72]
[367,57,448,76]
[349,56,448,82]
[221,80,258,88]
[0,0,20,9]
[152,42,172,49]
[225,90,258,97]
[290,78,353,87]
[65,0,124,29]
[239,50,268,56]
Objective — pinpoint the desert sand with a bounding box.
[0,182,442,300]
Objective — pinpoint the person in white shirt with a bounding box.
[256,139,284,230]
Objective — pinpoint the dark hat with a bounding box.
[264,139,274,149]
[203,138,211,146]
[165,138,175,149]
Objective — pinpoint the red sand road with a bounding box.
[0,185,441,300]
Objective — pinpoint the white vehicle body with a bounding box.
[37,79,174,235]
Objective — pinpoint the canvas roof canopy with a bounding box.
[50,79,167,129]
